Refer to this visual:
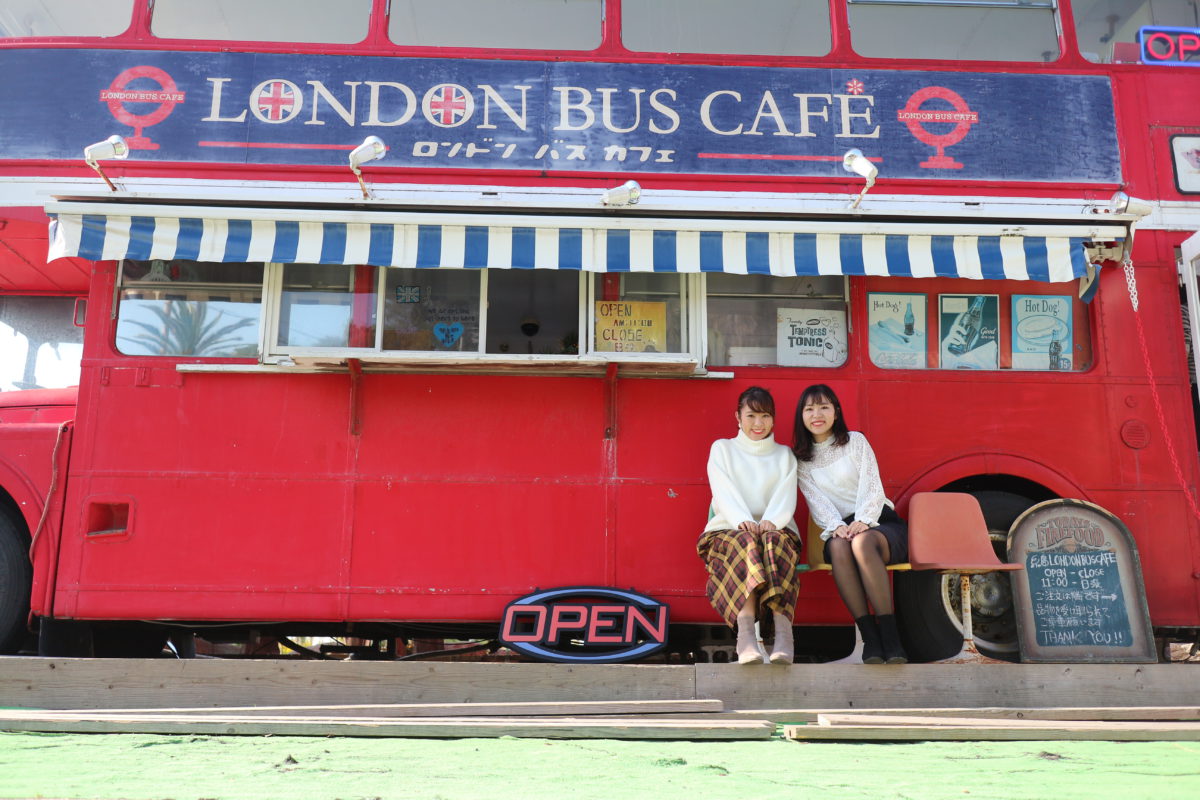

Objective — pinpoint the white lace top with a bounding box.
[797,431,894,540]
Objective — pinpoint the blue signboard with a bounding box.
[0,49,1121,183]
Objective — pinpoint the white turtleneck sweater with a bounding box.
[703,430,799,534]
[797,431,893,541]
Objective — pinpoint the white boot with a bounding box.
[769,612,794,665]
[736,616,765,665]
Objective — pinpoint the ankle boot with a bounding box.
[877,614,908,665]
[855,615,884,664]
[769,612,794,665]
[736,619,765,665]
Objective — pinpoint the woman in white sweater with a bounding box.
[697,386,800,665]
[793,384,909,665]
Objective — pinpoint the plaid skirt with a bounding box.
[696,528,802,629]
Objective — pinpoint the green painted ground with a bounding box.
[1,731,1198,800]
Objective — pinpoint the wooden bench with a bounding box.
[799,492,1023,664]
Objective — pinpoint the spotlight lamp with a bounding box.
[1109,190,1153,219]
[348,136,387,199]
[83,135,129,192]
[1108,190,1154,262]
[601,180,641,207]
[842,149,879,210]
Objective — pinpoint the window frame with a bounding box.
[703,274,850,369]
[259,264,704,372]
[845,0,1065,63]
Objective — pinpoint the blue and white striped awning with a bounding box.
[47,204,1126,283]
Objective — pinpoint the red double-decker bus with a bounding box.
[1,0,1198,660]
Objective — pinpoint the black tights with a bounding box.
[826,530,893,618]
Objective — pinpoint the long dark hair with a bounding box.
[792,384,850,462]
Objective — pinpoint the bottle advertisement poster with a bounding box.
[1012,295,1072,371]
[776,307,848,367]
[867,293,927,369]
[939,294,999,369]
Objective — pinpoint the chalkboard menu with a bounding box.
[1008,499,1155,663]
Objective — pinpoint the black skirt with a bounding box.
[822,505,909,565]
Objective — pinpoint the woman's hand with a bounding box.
[846,520,870,538]
[759,520,778,532]
[737,520,761,534]
[832,525,852,539]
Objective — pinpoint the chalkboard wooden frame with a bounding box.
[1007,498,1156,664]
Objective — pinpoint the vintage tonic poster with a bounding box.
[776,307,847,367]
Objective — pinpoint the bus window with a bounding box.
[486,272,580,355]
[116,261,263,357]
[389,0,602,50]
[706,275,847,367]
[1074,0,1200,63]
[868,285,1093,371]
[151,0,371,44]
[382,268,481,353]
[847,0,1061,62]
[0,296,83,391]
[621,0,831,56]
[276,264,377,349]
[0,0,132,37]
[592,274,686,355]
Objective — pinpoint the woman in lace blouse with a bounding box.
[793,384,908,664]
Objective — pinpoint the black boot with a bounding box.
[855,615,884,664]
[877,614,908,665]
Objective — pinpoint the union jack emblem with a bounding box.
[426,84,471,126]
[256,81,297,121]
[846,79,865,96]
[396,285,422,303]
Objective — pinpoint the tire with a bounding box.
[0,510,33,654]
[895,490,1034,662]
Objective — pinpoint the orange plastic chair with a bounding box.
[906,492,1024,663]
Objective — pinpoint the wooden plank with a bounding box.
[8,658,1200,716]
[784,721,1200,742]
[814,707,1200,722]
[696,663,1200,711]
[7,699,723,718]
[0,712,774,740]
[817,713,1200,729]
[650,706,1200,723]
[0,658,696,710]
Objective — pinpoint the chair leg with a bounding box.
[935,573,1009,664]
[829,626,865,664]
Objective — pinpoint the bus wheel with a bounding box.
[0,510,32,654]
[895,490,1032,662]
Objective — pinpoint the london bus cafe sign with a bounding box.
[0,50,1120,184]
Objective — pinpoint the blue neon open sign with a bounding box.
[1139,26,1200,66]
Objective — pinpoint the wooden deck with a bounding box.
[2,658,1197,712]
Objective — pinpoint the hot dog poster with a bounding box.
[1012,295,1072,371]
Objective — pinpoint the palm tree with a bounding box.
[120,300,256,356]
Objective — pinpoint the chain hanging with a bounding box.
[1123,256,1139,312]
